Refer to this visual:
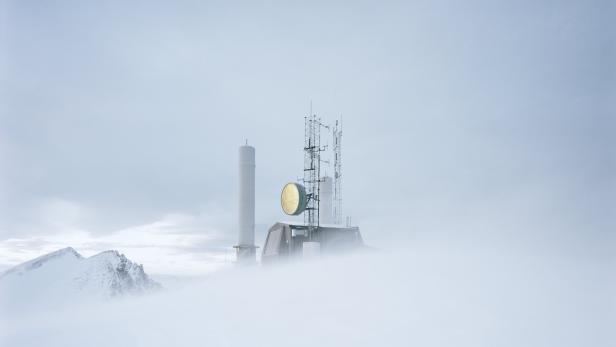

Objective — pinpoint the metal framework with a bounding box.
[332,119,343,225]
[302,112,328,239]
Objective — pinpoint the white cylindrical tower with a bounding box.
[319,176,333,225]
[236,143,256,262]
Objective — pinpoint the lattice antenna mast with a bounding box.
[303,112,329,240]
[332,117,343,225]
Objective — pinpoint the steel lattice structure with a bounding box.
[302,113,328,239]
[332,119,343,225]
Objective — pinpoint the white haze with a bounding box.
[1,246,613,347]
[1,0,614,270]
[0,0,613,345]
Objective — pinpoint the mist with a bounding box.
[2,248,613,347]
[0,0,614,345]
[1,0,614,271]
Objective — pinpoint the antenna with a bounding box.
[333,116,343,225]
[302,111,329,240]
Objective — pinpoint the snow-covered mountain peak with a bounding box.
[78,249,160,297]
[0,246,83,278]
[0,247,161,312]
[89,249,122,260]
[53,246,82,258]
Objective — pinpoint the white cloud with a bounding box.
[36,198,88,231]
[1,248,612,347]
[0,212,235,276]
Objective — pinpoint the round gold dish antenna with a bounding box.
[281,182,307,216]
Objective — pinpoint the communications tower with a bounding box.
[302,113,328,239]
[332,119,343,225]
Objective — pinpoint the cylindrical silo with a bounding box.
[319,176,333,225]
[237,144,256,262]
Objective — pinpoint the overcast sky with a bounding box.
[0,0,614,273]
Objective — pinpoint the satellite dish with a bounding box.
[281,182,307,215]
